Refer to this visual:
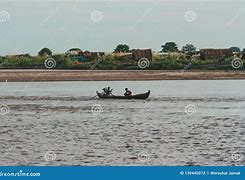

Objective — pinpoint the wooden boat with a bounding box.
[96,90,150,99]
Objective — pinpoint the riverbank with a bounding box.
[0,70,245,82]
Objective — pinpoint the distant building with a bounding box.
[66,48,82,56]
[13,54,31,58]
[200,49,233,60]
[67,48,105,62]
[132,49,152,61]
[91,52,105,60]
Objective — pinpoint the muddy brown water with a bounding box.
[0,80,244,166]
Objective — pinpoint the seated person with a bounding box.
[124,88,132,96]
[107,87,113,95]
[102,88,107,94]
[103,87,113,95]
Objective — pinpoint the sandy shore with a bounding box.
[1,69,245,82]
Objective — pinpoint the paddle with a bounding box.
[90,95,98,99]
[85,95,97,101]
[85,94,98,101]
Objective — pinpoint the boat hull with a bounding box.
[96,90,150,99]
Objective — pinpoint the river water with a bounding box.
[0,80,244,166]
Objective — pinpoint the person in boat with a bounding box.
[103,87,113,96]
[124,88,132,96]
[107,87,113,95]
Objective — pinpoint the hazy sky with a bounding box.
[0,0,244,55]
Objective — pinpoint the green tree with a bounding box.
[182,44,196,55]
[161,42,178,52]
[114,44,130,53]
[229,47,241,53]
[38,48,52,56]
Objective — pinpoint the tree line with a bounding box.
[11,43,244,58]
[114,42,245,55]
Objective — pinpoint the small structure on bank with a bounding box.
[112,49,153,62]
[66,48,105,62]
[132,49,153,61]
[200,49,233,60]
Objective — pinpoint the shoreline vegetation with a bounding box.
[1,70,245,82]
[0,43,245,81]
[0,50,244,71]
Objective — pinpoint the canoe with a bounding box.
[96,90,150,99]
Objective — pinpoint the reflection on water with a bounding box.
[0,81,244,166]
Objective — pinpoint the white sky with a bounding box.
[0,0,244,55]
